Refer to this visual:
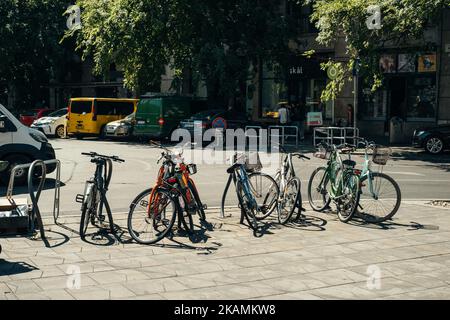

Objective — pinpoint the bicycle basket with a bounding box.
[187,164,197,175]
[314,146,330,160]
[234,152,262,172]
[372,146,391,165]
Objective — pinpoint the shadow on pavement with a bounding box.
[0,259,38,276]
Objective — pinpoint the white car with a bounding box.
[31,108,68,138]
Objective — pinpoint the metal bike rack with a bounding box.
[245,126,264,150]
[1,159,61,247]
[313,127,360,147]
[268,126,299,148]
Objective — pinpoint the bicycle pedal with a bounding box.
[301,207,306,212]
[202,204,208,210]
[75,194,84,203]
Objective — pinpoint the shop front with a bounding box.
[359,52,438,142]
[254,55,332,131]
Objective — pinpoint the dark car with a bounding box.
[179,109,250,137]
[412,125,450,154]
[19,108,54,127]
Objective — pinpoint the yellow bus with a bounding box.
[67,98,139,139]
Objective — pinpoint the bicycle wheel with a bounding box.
[337,171,360,223]
[308,167,331,211]
[177,193,194,234]
[127,188,177,245]
[236,180,259,232]
[187,179,206,221]
[79,183,96,238]
[278,177,301,224]
[247,172,279,220]
[358,172,401,223]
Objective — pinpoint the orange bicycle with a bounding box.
[127,142,206,244]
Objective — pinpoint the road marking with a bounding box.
[385,171,425,176]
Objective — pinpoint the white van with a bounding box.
[0,104,56,184]
[31,108,68,138]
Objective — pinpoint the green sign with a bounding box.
[327,65,339,80]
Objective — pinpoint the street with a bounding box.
[1,138,450,300]
[5,138,450,217]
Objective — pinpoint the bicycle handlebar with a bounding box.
[81,152,125,163]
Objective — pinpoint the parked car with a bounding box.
[31,108,68,138]
[179,109,250,137]
[105,113,135,138]
[0,104,56,184]
[133,94,207,140]
[67,98,139,139]
[19,108,54,127]
[412,125,450,154]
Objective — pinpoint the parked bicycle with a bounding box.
[352,138,401,223]
[77,152,125,239]
[274,144,310,224]
[307,142,361,222]
[127,141,206,245]
[221,152,279,235]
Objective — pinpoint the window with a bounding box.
[261,64,287,118]
[48,109,68,117]
[406,76,436,120]
[361,89,388,120]
[71,101,93,114]
[95,101,135,116]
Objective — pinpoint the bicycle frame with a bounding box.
[320,148,353,200]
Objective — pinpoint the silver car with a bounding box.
[105,113,135,138]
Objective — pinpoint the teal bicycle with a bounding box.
[352,138,401,223]
[308,142,361,223]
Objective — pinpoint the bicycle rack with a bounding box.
[313,127,360,147]
[268,126,299,149]
[0,159,61,247]
[245,126,264,150]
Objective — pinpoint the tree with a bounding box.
[0,0,70,109]
[70,0,295,106]
[305,0,449,101]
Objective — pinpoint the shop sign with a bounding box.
[398,54,416,73]
[379,54,396,73]
[306,112,323,126]
[418,54,436,73]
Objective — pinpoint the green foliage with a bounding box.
[0,0,69,109]
[69,0,294,102]
[306,0,448,101]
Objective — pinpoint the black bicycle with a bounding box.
[76,152,125,239]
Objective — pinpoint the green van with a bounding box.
[133,94,206,139]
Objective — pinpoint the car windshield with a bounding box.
[21,110,38,116]
[48,109,68,117]
[124,113,135,120]
[191,109,224,120]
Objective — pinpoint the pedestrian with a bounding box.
[278,102,290,125]
[347,104,354,127]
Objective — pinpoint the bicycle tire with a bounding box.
[278,177,301,224]
[187,179,206,221]
[337,171,360,223]
[79,184,96,238]
[308,167,331,212]
[236,180,259,232]
[247,172,280,220]
[358,172,401,223]
[127,188,177,245]
[177,191,194,234]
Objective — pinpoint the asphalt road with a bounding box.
[4,138,450,217]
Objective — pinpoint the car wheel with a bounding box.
[0,154,31,185]
[425,136,444,154]
[55,125,65,139]
[99,126,107,140]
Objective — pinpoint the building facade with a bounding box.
[246,5,450,142]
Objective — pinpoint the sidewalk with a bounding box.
[1,202,450,300]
